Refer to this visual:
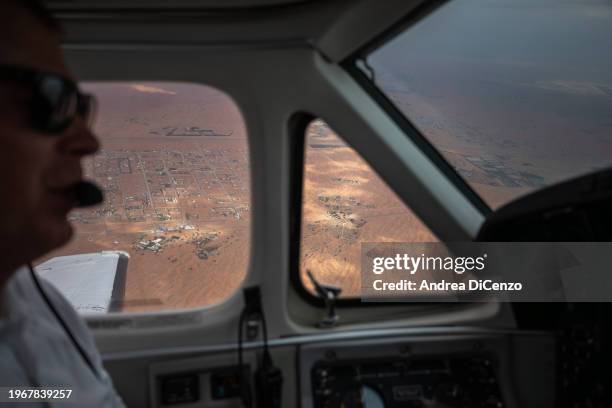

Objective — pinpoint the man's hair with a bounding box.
[13,0,61,32]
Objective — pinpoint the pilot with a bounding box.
[0,1,124,405]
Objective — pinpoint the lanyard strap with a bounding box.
[28,264,100,380]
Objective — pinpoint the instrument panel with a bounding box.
[311,355,503,408]
[141,327,555,408]
[299,333,536,408]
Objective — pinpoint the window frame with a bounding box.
[340,0,491,217]
[291,113,399,308]
[290,0,493,307]
[54,80,253,315]
[290,114,472,308]
[349,0,612,211]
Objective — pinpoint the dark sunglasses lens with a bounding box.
[39,76,93,133]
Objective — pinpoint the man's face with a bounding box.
[0,5,99,268]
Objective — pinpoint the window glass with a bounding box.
[300,120,437,298]
[35,82,250,313]
[366,0,612,209]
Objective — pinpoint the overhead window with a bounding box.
[364,0,612,209]
[300,119,437,299]
[36,82,250,313]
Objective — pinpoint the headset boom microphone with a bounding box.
[74,181,104,207]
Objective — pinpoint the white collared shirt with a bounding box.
[0,266,124,406]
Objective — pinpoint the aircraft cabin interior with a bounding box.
[20,0,612,406]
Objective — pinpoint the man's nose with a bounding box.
[57,117,100,157]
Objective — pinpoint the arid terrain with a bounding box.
[38,83,251,312]
[36,82,437,310]
[300,121,436,297]
[37,57,612,310]
[371,54,612,209]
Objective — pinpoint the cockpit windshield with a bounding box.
[364,0,612,209]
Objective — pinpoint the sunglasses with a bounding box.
[0,65,96,133]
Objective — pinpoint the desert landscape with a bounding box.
[300,121,436,297]
[36,81,437,310]
[37,49,612,310]
[367,0,612,210]
[37,83,251,312]
[371,58,612,209]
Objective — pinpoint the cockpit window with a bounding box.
[35,82,250,313]
[363,0,612,209]
[300,119,437,298]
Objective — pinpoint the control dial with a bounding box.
[340,384,385,408]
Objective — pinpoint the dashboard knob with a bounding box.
[340,385,386,408]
